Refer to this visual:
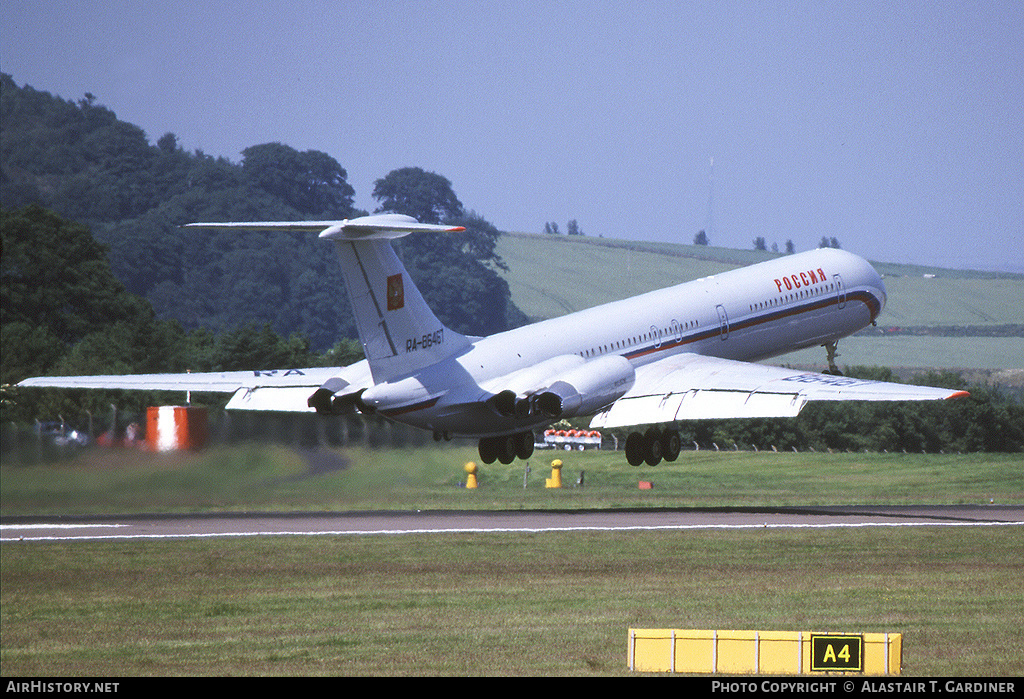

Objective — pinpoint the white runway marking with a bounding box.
[3,518,1021,542]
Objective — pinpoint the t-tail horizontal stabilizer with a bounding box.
[184,213,466,240]
[186,213,472,386]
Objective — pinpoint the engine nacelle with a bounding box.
[308,387,370,414]
[534,354,635,419]
[308,376,359,414]
[485,354,586,417]
[489,389,518,417]
[360,376,430,412]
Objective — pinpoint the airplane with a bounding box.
[18,213,969,466]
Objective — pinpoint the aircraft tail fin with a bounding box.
[185,214,471,384]
[329,232,472,383]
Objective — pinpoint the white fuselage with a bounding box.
[360,247,886,436]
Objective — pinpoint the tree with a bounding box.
[785,239,795,254]
[567,219,582,236]
[1,205,196,422]
[242,143,355,218]
[372,167,462,224]
[0,77,524,351]
[753,236,767,251]
[694,230,708,245]
[206,322,314,371]
[157,132,178,154]
[1,205,152,351]
[371,167,508,270]
[445,209,507,270]
[371,167,524,334]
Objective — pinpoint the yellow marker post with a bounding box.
[545,459,563,488]
[464,461,478,489]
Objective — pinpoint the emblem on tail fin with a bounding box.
[387,273,405,310]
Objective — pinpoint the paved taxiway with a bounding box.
[2,505,1021,542]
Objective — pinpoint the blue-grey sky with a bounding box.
[3,1,1022,271]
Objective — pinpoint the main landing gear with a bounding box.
[478,431,535,465]
[624,427,681,467]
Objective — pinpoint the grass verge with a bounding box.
[1,446,1022,515]
[2,528,1021,676]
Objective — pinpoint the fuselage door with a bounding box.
[650,325,662,349]
[834,273,847,310]
[716,304,729,340]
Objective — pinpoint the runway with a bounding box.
[2,505,1022,542]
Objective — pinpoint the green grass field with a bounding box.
[2,446,1022,676]
[778,336,1024,372]
[496,232,1024,325]
[3,527,1021,676]
[2,445,1022,515]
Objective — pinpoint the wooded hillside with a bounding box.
[1,74,523,350]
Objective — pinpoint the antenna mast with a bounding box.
[707,156,715,243]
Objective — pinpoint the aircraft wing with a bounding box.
[17,362,373,413]
[590,353,969,429]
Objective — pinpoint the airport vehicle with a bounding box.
[36,421,90,447]
[18,214,967,466]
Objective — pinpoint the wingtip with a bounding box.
[947,390,971,400]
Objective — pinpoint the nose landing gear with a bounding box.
[823,341,843,375]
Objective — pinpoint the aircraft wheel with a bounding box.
[644,427,663,466]
[625,432,645,466]
[498,435,517,464]
[478,437,498,465]
[515,432,534,460]
[661,429,681,462]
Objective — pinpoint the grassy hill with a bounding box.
[496,233,763,319]
[495,232,1024,373]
